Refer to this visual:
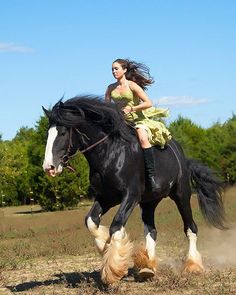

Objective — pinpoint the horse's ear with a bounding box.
[42,106,50,117]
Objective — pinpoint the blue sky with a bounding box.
[0,1,235,140]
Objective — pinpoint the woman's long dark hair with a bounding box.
[113,58,154,90]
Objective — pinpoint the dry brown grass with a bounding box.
[0,187,235,294]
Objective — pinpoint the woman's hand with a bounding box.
[122,106,133,114]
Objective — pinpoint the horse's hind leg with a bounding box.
[85,200,110,255]
[133,200,159,279]
[172,186,204,273]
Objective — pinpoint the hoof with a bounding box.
[182,259,204,273]
[133,247,157,271]
[137,268,155,281]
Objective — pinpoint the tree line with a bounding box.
[0,113,235,210]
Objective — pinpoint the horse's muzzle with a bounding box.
[44,164,63,177]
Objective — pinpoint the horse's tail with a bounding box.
[187,159,227,230]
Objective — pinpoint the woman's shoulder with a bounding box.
[128,80,140,91]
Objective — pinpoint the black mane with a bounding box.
[48,95,136,142]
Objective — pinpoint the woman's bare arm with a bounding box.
[129,81,152,112]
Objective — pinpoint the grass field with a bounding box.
[0,187,236,294]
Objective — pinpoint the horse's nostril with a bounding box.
[45,165,55,172]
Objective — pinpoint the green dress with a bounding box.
[110,89,172,148]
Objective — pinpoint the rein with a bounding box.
[62,127,109,172]
[79,133,109,154]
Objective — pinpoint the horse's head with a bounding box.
[42,105,80,177]
[42,95,136,176]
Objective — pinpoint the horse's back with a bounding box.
[141,139,188,202]
[154,139,186,177]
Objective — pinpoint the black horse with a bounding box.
[43,95,225,284]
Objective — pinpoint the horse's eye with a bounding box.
[60,132,66,136]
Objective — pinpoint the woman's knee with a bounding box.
[136,128,151,148]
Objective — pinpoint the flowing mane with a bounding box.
[48,95,136,142]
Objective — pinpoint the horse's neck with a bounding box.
[78,125,108,154]
[84,135,141,175]
[83,139,111,171]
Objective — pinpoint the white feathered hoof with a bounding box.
[182,258,204,273]
[100,228,133,284]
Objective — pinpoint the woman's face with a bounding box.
[112,62,126,80]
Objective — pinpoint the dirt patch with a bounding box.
[1,188,236,294]
[1,249,236,295]
[1,254,101,295]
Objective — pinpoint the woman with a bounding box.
[105,58,171,192]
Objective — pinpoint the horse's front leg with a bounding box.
[101,193,138,284]
[85,200,110,255]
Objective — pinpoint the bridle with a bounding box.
[61,127,109,171]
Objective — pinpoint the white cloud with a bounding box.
[0,42,33,53]
[158,96,208,107]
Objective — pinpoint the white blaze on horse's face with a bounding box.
[43,126,63,177]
